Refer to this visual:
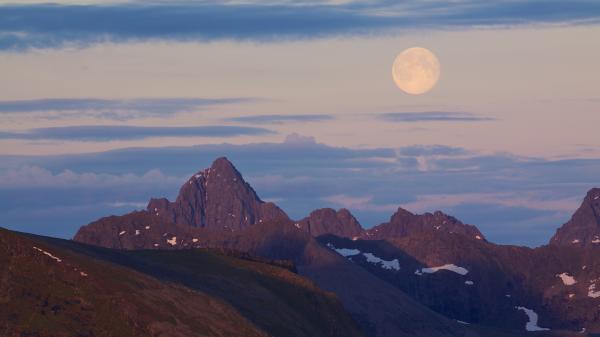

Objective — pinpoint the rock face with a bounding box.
[75,157,289,247]
[147,157,288,230]
[550,188,600,247]
[298,208,364,238]
[365,208,485,241]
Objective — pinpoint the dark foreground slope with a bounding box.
[0,227,363,337]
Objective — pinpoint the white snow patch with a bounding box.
[145,226,150,230]
[167,236,177,246]
[192,238,198,243]
[153,243,159,247]
[465,280,474,285]
[32,247,62,263]
[154,208,158,212]
[363,253,400,270]
[556,272,576,286]
[475,235,482,240]
[588,283,600,298]
[119,230,126,236]
[326,243,360,257]
[569,293,575,298]
[352,236,359,241]
[415,264,469,276]
[135,230,140,236]
[595,196,599,200]
[515,306,550,331]
[80,271,88,277]
[195,174,201,178]
[593,239,600,244]
[294,223,301,229]
[572,239,580,244]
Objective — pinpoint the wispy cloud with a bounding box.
[0,125,274,141]
[379,111,493,122]
[226,114,334,124]
[0,97,253,120]
[1,1,599,50]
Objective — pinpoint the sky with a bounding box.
[0,0,599,246]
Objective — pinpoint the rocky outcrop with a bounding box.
[550,188,600,247]
[298,208,364,238]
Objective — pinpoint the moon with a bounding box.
[392,47,440,95]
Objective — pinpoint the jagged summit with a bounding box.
[146,157,288,231]
[298,208,364,238]
[550,187,600,247]
[365,207,485,241]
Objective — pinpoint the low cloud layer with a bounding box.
[0,97,253,120]
[1,137,598,246]
[1,1,599,50]
[379,112,493,122]
[0,125,274,141]
[226,114,334,124]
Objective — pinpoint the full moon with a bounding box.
[392,47,440,95]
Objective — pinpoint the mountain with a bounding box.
[550,188,600,247]
[0,227,364,337]
[298,208,364,238]
[364,208,485,241]
[147,157,289,230]
[72,157,594,337]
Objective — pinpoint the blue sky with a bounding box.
[0,0,599,246]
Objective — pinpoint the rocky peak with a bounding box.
[366,207,485,241]
[147,157,288,230]
[550,188,600,247]
[297,208,364,239]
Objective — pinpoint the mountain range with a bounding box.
[4,157,600,337]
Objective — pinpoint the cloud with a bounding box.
[1,137,599,246]
[322,194,399,212]
[1,1,600,50]
[0,125,274,141]
[400,192,581,214]
[0,97,253,120]
[379,111,493,123]
[226,114,334,124]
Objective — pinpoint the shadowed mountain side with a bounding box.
[0,228,267,337]
[318,232,600,334]
[4,227,364,337]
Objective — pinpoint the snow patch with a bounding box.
[569,293,575,298]
[465,280,474,285]
[80,271,88,277]
[326,243,360,257]
[572,239,580,244]
[294,223,301,229]
[475,235,482,240]
[192,238,198,243]
[135,230,140,235]
[167,236,177,246]
[556,272,576,286]
[415,264,469,276]
[145,226,150,230]
[592,239,600,244]
[119,230,126,236]
[515,306,549,331]
[588,283,600,298]
[363,252,400,270]
[153,243,159,247]
[32,246,62,263]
